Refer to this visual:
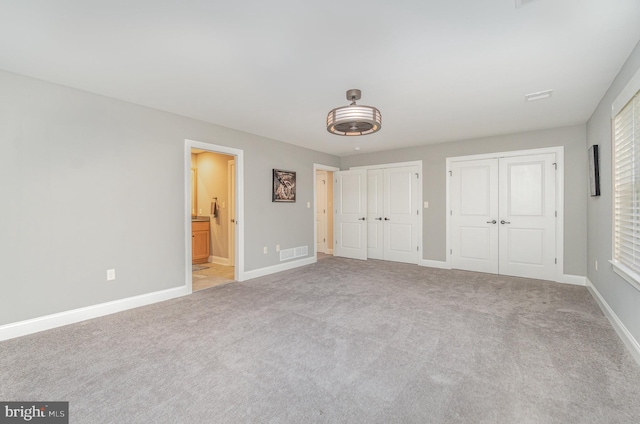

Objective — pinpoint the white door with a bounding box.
[383,166,419,263]
[367,169,384,259]
[316,171,327,254]
[228,160,236,266]
[334,169,367,260]
[450,153,557,280]
[499,153,556,280]
[450,159,499,273]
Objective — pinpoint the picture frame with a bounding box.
[272,169,296,202]
[588,145,600,196]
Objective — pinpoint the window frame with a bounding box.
[611,67,640,293]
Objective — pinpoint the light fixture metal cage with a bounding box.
[327,89,382,136]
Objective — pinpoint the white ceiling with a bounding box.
[1,1,639,157]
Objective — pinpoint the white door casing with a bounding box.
[383,166,419,264]
[450,159,499,273]
[334,169,367,260]
[449,150,558,281]
[228,160,236,266]
[316,171,327,254]
[367,169,384,259]
[499,153,556,280]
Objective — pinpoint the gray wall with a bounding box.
[341,124,588,277]
[587,41,640,343]
[0,70,339,325]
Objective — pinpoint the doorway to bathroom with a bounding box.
[186,140,244,291]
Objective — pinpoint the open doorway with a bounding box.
[186,140,244,291]
[314,164,339,260]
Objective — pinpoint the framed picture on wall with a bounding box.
[588,145,600,196]
[272,169,296,202]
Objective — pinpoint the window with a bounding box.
[613,88,640,290]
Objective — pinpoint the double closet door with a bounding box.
[450,153,557,280]
[334,166,419,264]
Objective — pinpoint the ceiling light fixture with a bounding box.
[525,89,553,102]
[327,89,382,136]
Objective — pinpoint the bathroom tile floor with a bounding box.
[192,263,235,291]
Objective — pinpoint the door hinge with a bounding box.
[555,258,557,264]
[323,238,325,242]
[323,179,326,185]
[450,210,452,216]
[417,246,419,251]
[555,211,557,217]
[416,173,419,179]
[335,240,338,245]
[324,209,326,214]
[416,210,419,215]
[449,170,452,176]
[553,162,557,170]
[450,249,452,254]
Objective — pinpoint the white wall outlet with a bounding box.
[307,201,311,208]
[106,269,116,281]
[263,247,268,254]
[222,201,226,208]
[595,260,598,271]
[198,208,202,214]
[424,201,429,208]
[276,244,280,252]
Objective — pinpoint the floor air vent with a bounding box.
[280,246,308,261]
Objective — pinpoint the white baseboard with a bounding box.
[586,278,640,367]
[0,286,191,342]
[209,255,231,266]
[420,259,450,269]
[557,274,586,286]
[243,256,316,281]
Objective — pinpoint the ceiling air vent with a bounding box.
[525,89,553,102]
[515,0,540,8]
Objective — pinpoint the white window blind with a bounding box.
[614,90,640,272]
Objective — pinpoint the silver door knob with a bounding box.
[358,217,366,221]
[384,217,390,221]
[375,217,382,220]
[500,220,510,224]
[486,220,497,224]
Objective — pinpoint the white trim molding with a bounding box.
[587,278,640,367]
[186,139,245,283]
[0,286,190,342]
[557,274,586,286]
[313,163,340,260]
[243,257,316,281]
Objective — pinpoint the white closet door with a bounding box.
[316,171,327,254]
[367,169,384,259]
[450,159,499,273]
[499,153,556,280]
[334,169,367,260]
[383,166,419,263]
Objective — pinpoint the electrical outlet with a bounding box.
[276,244,280,252]
[263,247,268,254]
[424,201,429,208]
[106,269,116,281]
[595,260,598,271]
[307,201,311,208]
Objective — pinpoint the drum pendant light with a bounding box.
[326,89,382,136]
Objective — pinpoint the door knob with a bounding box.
[375,217,382,220]
[384,217,390,221]
[358,217,366,221]
[500,220,511,224]
[486,220,497,224]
